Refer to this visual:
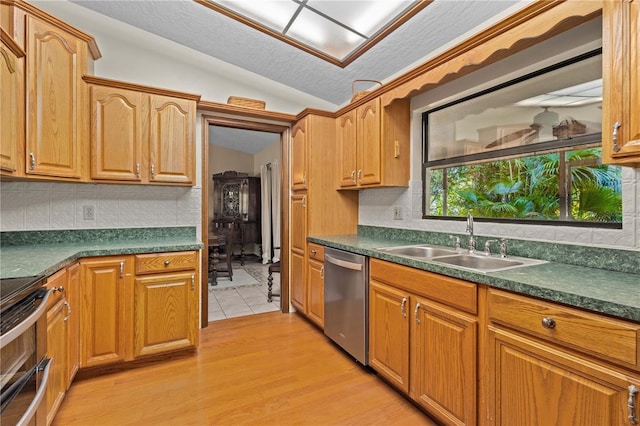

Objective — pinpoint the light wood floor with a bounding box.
[53,312,438,426]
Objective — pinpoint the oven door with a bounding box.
[1,288,52,426]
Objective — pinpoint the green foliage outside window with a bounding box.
[428,148,622,223]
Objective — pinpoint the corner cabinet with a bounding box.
[336,97,410,189]
[602,0,640,167]
[85,76,199,185]
[369,259,478,426]
[486,289,640,426]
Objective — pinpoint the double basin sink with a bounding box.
[376,244,546,273]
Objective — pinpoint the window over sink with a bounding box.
[422,49,622,227]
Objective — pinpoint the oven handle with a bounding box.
[324,254,363,271]
[17,358,52,426]
[0,288,52,350]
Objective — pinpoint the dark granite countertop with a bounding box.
[0,228,203,280]
[308,234,640,323]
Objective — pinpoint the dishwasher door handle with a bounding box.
[324,254,363,271]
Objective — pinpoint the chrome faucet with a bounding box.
[484,239,497,256]
[499,238,509,258]
[466,212,475,253]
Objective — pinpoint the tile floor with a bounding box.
[208,260,281,322]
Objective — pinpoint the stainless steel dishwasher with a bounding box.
[323,247,369,365]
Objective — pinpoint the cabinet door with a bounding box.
[369,281,410,393]
[0,38,22,174]
[45,270,68,426]
[89,85,145,181]
[291,194,307,252]
[149,95,195,184]
[488,326,639,426]
[81,257,132,367]
[291,118,308,191]
[337,110,357,188]
[25,16,84,178]
[356,97,381,186]
[307,257,324,328]
[66,262,80,387]
[133,272,198,358]
[290,249,306,313]
[411,297,477,426]
[603,0,640,166]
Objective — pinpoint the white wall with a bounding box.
[359,20,640,251]
[253,141,281,177]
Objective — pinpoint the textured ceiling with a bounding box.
[70,0,521,106]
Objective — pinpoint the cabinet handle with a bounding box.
[302,175,306,185]
[350,170,356,183]
[151,164,155,179]
[400,297,407,318]
[29,152,35,170]
[53,286,64,293]
[119,261,124,278]
[136,163,140,178]
[357,169,362,183]
[613,122,622,153]
[63,300,71,322]
[164,259,170,266]
[629,385,639,425]
[541,317,556,329]
[310,249,317,255]
[414,302,421,324]
[320,266,324,279]
[302,196,306,208]
[191,274,195,291]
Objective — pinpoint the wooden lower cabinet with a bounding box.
[45,269,69,426]
[290,249,306,313]
[65,263,80,386]
[488,326,640,426]
[368,259,478,426]
[133,251,199,357]
[80,256,132,368]
[307,248,324,328]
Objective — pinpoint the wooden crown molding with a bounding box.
[2,0,102,60]
[198,100,297,123]
[192,0,432,68]
[295,108,336,121]
[83,75,202,101]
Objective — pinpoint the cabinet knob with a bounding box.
[164,260,171,266]
[53,286,64,293]
[311,249,317,255]
[541,317,556,329]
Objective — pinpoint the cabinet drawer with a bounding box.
[308,243,324,261]
[488,289,640,371]
[135,251,198,275]
[370,259,477,314]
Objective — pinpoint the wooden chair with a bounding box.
[217,226,234,281]
[267,250,280,302]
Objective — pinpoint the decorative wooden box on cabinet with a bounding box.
[336,97,410,189]
[602,0,640,167]
[0,29,25,176]
[85,76,200,185]
[486,289,640,426]
[369,259,478,426]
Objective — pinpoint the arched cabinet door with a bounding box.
[149,95,196,184]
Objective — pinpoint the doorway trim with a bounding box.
[200,114,292,326]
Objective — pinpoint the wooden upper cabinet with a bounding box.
[337,97,410,189]
[357,97,382,186]
[603,0,640,167]
[85,76,199,185]
[89,85,145,181]
[291,118,308,191]
[0,31,24,175]
[337,109,357,188]
[149,95,195,184]
[25,16,86,179]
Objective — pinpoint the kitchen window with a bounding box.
[422,49,622,227]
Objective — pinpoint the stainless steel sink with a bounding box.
[432,253,546,273]
[376,244,458,258]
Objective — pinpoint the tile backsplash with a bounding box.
[359,166,640,251]
[0,182,201,235]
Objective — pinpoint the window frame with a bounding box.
[421,48,622,229]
